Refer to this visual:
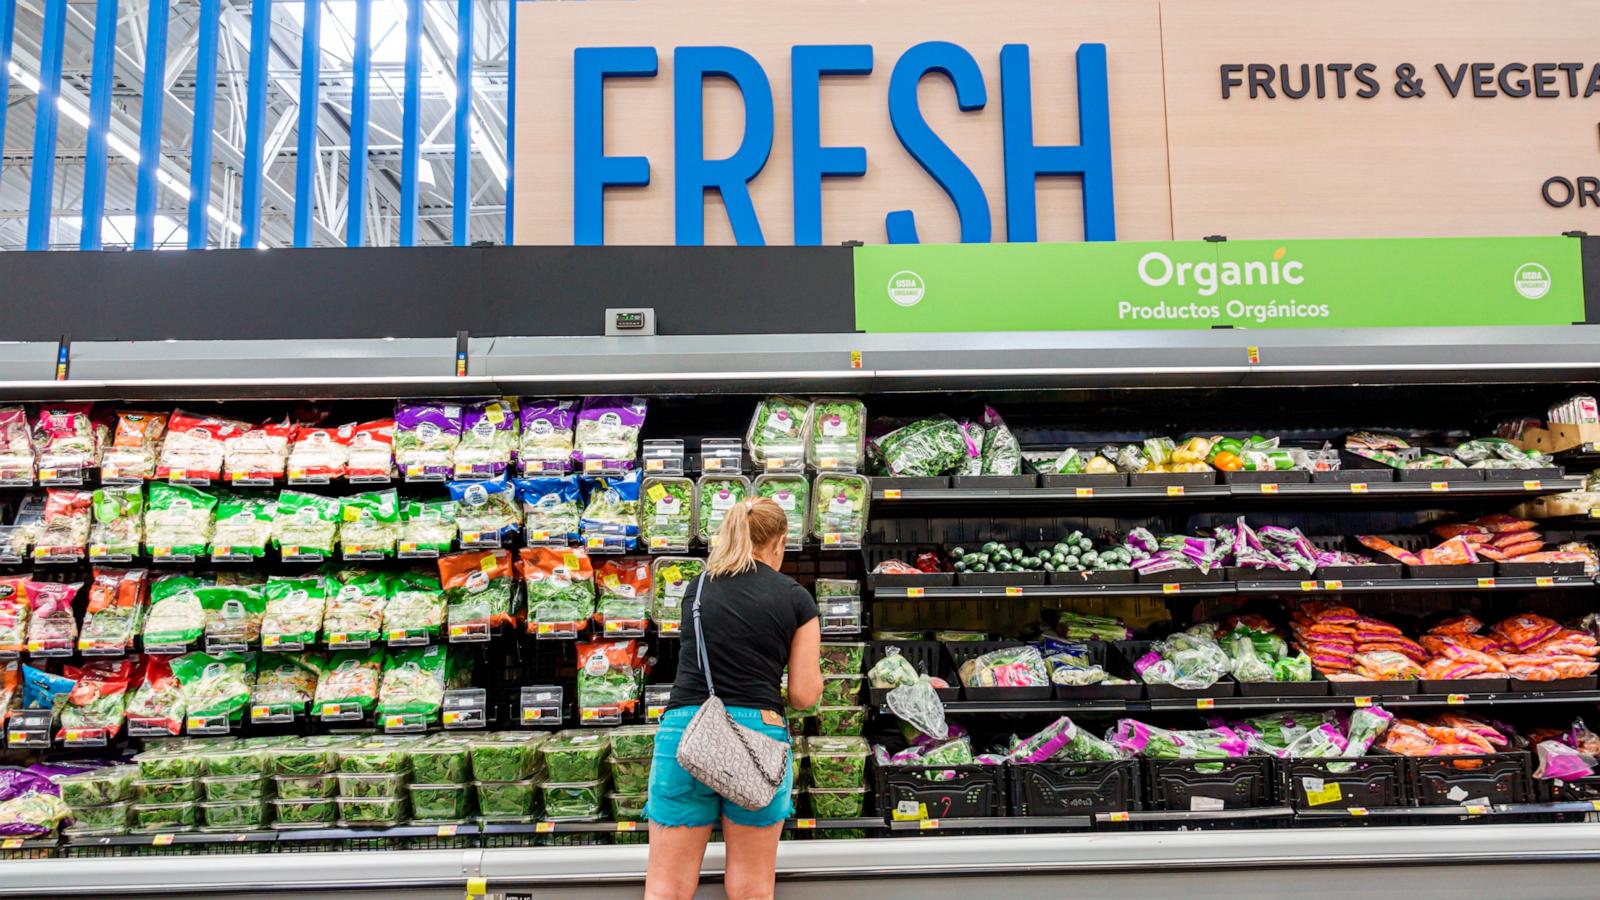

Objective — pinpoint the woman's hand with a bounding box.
[786,618,823,710]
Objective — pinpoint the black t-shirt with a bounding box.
[667,562,819,714]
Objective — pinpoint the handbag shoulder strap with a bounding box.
[692,572,715,696]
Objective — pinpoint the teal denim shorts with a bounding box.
[644,704,794,828]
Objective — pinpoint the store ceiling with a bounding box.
[0,0,509,249]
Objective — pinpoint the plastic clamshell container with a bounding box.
[55,764,138,807]
[804,736,869,789]
[470,731,548,783]
[806,786,868,818]
[133,777,200,805]
[818,642,866,676]
[129,801,199,833]
[609,791,648,820]
[200,746,272,778]
[819,674,864,706]
[409,783,472,822]
[199,799,269,831]
[200,774,271,802]
[473,779,539,822]
[608,756,652,795]
[542,779,606,821]
[811,473,870,544]
[409,735,475,784]
[272,773,337,800]
[607,724,658,760]
[133,746,206,781]
[269,735,351,776]
[816,705,866,736]
[335,796,409,827]
[64,799,131,832]
[336,735,416,774]
[539,730,609,783]
[696,474,754,543]
[336,771,408,799]
[270,797,337,829]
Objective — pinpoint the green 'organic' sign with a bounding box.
[853,236,1585,332]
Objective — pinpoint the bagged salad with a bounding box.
[807,399,866,471]
[979,407,1024,475]
[812,473,868,544]
[746,396,811,467]
[958,644,1050,689]
[57,658,134,740]
[580,472,641,550]
[394,401,462,479]
[211,492,275,557]
[100,411,168,482]
[0,576,26,655]
[143,482,216,556]
[37,488,91,554]
[378,644,451,722]
[575,641,647,718]
[399,498,456,555]
[517,400,577,475]
[172,651,256,724]
[1134,628,1232,690]
[24,580,82,655]
[346,419,396,479]
[272,490,340,557]
[252,653,320,713]
[0,408,33,480]
[651,557,701,631]
[88,486,142,558]
[595,558,652,630]
[79,568,147,653]
[32,405,97,472]
[383,570,446,641]
[870,416,968,477]
[0,765,71,838]
[754,474,808,547]
[697,474,751,545]
[516,476,582,543]
[287,423,356,481]
[312,649,384,717]
[440,549,518,632]
[450,477,521,543]
[640,476,694,551]
[261,576,329,648]
[455,398,519,478]
[322,570,389,643]
[340,489,400,556]
[223,421,293,482]
[573,396,646,471]
[125,655,184,735]
[519,546,594,633]
[198,584,266,647]
[22,664,75,724]
[158,411,249,481]
[142,574,206,650]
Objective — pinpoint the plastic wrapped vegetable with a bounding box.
[37,488,91,553]
[958,645,1050,689]
[258,576,327,649]
[0,408,34,480]
[0,766,71,838]
[440,549,518,631]
[978,407,1023,475]
[812,473,868,544]
[272,490,339,557]
[641,476,694,551]
[346,419,396,479]
[609,725,657,760]
[517,399,577,475]
[339,490,400,556]
[594,558,652,629]
[24,579,82,655]
[807,398,866,471]
[252,653,319,711]
[818,705,865,736]
[475,779,537,821]
[1134,630,1232,690]
[381,569,445,641]
[0,576,26,655]
[377,644,450,722]
[322,570,388,643]
[576,640,647,715]
[871,417,967,477]
[312,649,384,717]
[747,396,812,466]
[393,401,462,479]
[471,732,546,782]
[1107,720,1248,759]
[286,423,355,481]
[32,405,97,471]
[158,411,249,481]
[124,656,184,735]
[455,398,518,478]
[211,492,275,557]
[57,659,134,740]
[198,584,266,646]
[651,557,701,630]
[573,396,647,470]
[1008,716,1129,763]
[222,421,293,482]
[754,474,809,547]
[518,546,594,632]
[143,575,205,648]
[885,678,947,741]
[22,664,75,725]
[580,472,641,549]
[805,736,869,788]
[450,476,522,542]
[399,498,456,554]
[79,568,147,653]
[541,730,608,783]
[697,475,751,544]
[868,646,919,688]
[90,485,143,557]
[171,651,256,722]
[516,476,583,543]
[411,734,474,784]
[140,482,215,557]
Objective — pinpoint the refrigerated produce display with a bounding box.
[5,324,1600,895]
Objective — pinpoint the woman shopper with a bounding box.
[644,497,823,900]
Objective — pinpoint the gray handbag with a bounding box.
[675,574,790,811]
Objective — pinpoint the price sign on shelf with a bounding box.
[520,686,563,727]
[644,685,672,724]
[442,689,488,729]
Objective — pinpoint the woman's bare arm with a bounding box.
[786,618,823,710]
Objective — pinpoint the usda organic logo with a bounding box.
[1514,262,1552,300]
[887,270,925,307]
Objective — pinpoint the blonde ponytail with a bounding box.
[706,497,789,577]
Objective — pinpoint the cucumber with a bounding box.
[951,547,966,559]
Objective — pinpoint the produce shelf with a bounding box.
[871,476,1583,504]
[897,689,1600,716]
[871,576,1596,601]
[887,815,1093,832]
[1092,807,1294,825]
[1295,800,1600,819]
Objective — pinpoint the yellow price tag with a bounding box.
[1590,800,1600,812]
[1523,479,1542,491]
[398,542,418,554]
[1349,483,1369,494]
[1446,694,1467,705]
[405,464,423,477]
[1246,345,1260,364]
[604,621,625,633]
[647,706,666,719]
[387,630,408,641]
[819,457,840,469]
[660,621,680,634]
[289,469,308,482]
[522,708,543,721]
[1323,579,1343,591]
[449,626,468,638]
[442,711,462,725]
[89,546,106,558]
[534,623,554,635]
[649,536,669,549]
[0,837,22,849]
[919,819,940,830]
[794,818,817,829]
[616,821,638,832]
[1536,577,1555,587]
[536,822,555,833]
[1074,487,1094,497]
[384,715,407,729]
[251,706,270,719]
[906,587,925,599]
[478,554,498,576]
[263,635,281,647]
[152,834,175,846]
[823,533,843,545]
[1166,485,1185,496]
[486,403,506,425]
[563,553,582,569]
[1259,483,1279,494]
[329,633,347,645]
[659,565,682,583]
[1430,481,1449,492]
[435,824,458,837]
[1300,580,1319,592]
[1304,782,1343,806]
[645,458,665,472]
[186,717,207,730]
[1348,807,1369,817]
[849,350,863,369]
[281,546,300,557]
[1195,698,1215,710]
[37,469,56,481]
[25,641,42,653]
[1353,696,1373,708]
[580,708,600,721]
[1477,577,1496,589]
[882,489,902,500]
[1005,586,1023,597]
[1162,583,1181,594]
[1463,804,1489,815]
[646,483,667,503]
[585,459,604,473]
[1108,811,1131,823]
[76,640,90,651]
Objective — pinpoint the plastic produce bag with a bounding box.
[753,474,808,547]
[697,475,751,544]
[450,476,521,542]
[272,490,339,556]
[1108,719,1248,759]
[595,558,652,629]
[580,473,641,549]
[89,485,143,558]
[641,476,694,551]
[519,546,594,632]
[261,576,329,647]
[252,653,320,711]
[399,498,456,555]
[746,396,811,466]
[885,678,947,741]
[79,568,147,653]
[32,405,97,472]
[868,646,921,690]
[394,401,462,479]
[311,648,383,716]
[441,549,518,631]
[199,584,266,646]
[346,419,396,479]
[378,644,451,721]
[322,570,389,643]
[516,476,582,543]
[573,396,647,469]
[0,576,26,655]
[0,766,71,838]
[0,408,34,480]
[25,580,82,655]
[518,399,577,474]
[455,398,518,478]
[22,665,75,724]
[142,575,205,648]
[1009,716,1130,763]
[384,570,446,640]
[37,489,91,554]
[958,645,1050,689]
[979,407,1023,475]
[807,398,866,471]
[142,482,216,557]
[57,658,134,740]
[576,640,647,715]
[171,651,256,722]
[211,492,274,557]
[125,656,184,735]
[284,423,352,481]
[158,411,248,481]
[812,473,868,544]
[871,417,967,477]
[1135,630,1231,689]
[221,421,292,482]
[340,489,400,556]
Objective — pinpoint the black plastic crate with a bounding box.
[1143,758,1277,811]
[951,474,1038,489]
[1395,467,1485,483]
[864,546,953,588]
[1226,565,1317,583]
[1281,756,1407,810]
[956,570,1046,587]
[1129,470,1217,488]
[1040,472,1128,489]
[1009,759,1140,817]
[1049,568,1137,585]
[1417,677,1507,694]
[1329,678,1416,697]
[1496,560,1585,577]
[1370,533,1494,579]
[1235,671,1330,697]
[1509,674,1598,692]
[1481,466,1565,482]
[1053,641,1145,701]
[1116,640,1236,700]
[866,640,959,704]
[1136,567,1226,584]
[945,641,1052,701]
[877,763,1008,819]
[1407,750,1535,806]
[1224,470,1311,485]
[874,476,950,491]
[1544,774,1600,802]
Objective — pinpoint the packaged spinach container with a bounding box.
[806,787,867,819]
[820,675,863,706]
[696,475,751,545]
[803,736,868,789]
[650,557,702,631]
[539,730,609,783]
[608,756,651,795]
[752,474,809,547]
[270,797,336,829]
[269,735,350,776]
[133,777,200,805]
[65,799,131,833]
[818,642,866,676]
[272,774,336,800]
[56,764,137,807]
[336,735,415,775]
[542,780,605,821]
[469,732,546,783]
[130,802,199,833]
[336,796,408,827]
[608,724,657,760]
[201,745,272,778]
[336,772,408,799]
[200,774,270,803]
[816,705,865,737]
[640,476,695,552]
[199,798,268,831]
[134,744,207,781]
[410,733,474,784]
[409,783,472,823]
[608,791,647,821]
[473,779,538,822]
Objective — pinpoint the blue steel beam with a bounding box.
[398,0,422,245]
[504,0,515,245]
[133,0,172,250]
[25,0,67,250]
[293,0,321,246]
[345,0,372,246]
[186,0,221,248]
[452,0,472,245]
[238,0,272,247]
[78,0,119,249]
